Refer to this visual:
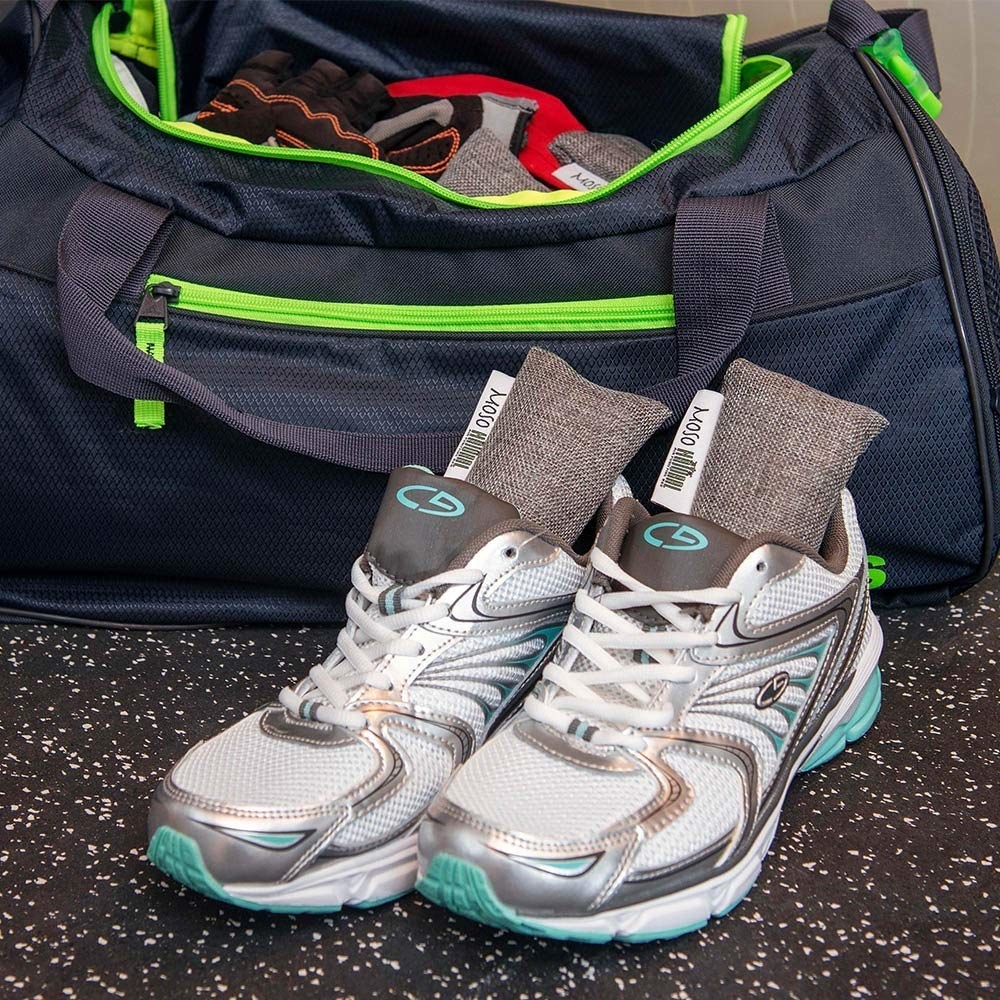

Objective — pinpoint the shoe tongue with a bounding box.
[365,467,519,583]
[617,512,745,591]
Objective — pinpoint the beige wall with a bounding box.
[559,0,999,218]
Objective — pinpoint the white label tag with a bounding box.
[445,370,515,480]
[552,162,608,191]
[650,389,725,513]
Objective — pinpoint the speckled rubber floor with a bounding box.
[1,572,998,999]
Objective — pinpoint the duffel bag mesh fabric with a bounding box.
[0,0,996,624]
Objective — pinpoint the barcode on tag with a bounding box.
[650,389,724,513]
[659,448,699,493]
[445,370,515,480]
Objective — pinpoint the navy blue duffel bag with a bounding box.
[0,0,997,624]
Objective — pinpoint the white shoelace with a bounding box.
[278,558,483,730]
[524,547,739,750]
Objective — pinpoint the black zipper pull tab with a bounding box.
[109,1,131,35]
[137,281,180,327]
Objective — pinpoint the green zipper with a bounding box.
[152,0,177,120]
[131,278,675,427]
[107,0,176,119]
[145,276,676,334]
[93,2,792,211]
[719,14,748,106]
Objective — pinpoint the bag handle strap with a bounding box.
[57,184,464,473]
[646,191,785,415]
[57,184,781,471]
[827,0,890,48]
[827,1,940,95]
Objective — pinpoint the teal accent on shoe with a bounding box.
[216,828,307,850]
[353,890,408,909]
[643,521,709,552]
[418,854,610,942]
[532,857,591,873]
[418,854,709,944]
[756,639,829,755]
[487,622,565,727]
[765,728,785,753]
[148,826,346,914]
[514,623,565,662]
[396,484,465,518]
[799,667,882,773]
[772,702,797,725]
[504,853,597,876]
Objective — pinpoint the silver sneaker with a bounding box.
[417,491,882,942]
[148,466,605,912]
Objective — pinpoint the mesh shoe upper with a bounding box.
[152,469,592,886]
[330,722,455,851]
[427,490,875,906]
[162,530,584,822]
[169,712,380,812]
[444,722,659,842]
[633,748,744,871]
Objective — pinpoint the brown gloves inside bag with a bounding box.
[196,51,533,178]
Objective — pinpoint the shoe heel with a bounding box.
[799,666,882,772]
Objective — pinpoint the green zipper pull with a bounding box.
[133,282,178,430]
[864,28,942,119]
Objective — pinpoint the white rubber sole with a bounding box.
[227,831,419,910]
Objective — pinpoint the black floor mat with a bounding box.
[1,570,997,999]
